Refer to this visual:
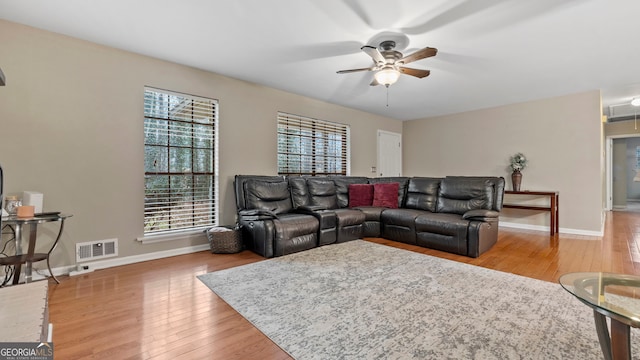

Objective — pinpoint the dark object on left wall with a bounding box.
[0,67,5,86]
[0,164,3,234]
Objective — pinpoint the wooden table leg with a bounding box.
[550,193,556,235]
[611,318,631,360]
[555,193,559,234]
[594,311,613,360]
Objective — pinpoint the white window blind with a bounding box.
[143,87,218,234]
[277,112,349,175]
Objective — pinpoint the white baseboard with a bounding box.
[499,222,603,237]
[32,243,210,281]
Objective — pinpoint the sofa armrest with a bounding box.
[238,217,276,258]
[462,209,499,221]
[238,209,278,221]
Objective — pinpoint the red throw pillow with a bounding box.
[373,183,399,208]
[349,184,374,207]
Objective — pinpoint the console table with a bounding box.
[503,191,559,235]
[0,213,72,285]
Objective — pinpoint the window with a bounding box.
[143,87,218,235]
[277,112,349,175]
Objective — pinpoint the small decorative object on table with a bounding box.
[4,195,21,215]
[509,152,528,191]
[16,205,35,218]
[206,225,243,254]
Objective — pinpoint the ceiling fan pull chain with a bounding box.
[386,87,389,107]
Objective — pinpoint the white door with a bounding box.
[377,130,402,177]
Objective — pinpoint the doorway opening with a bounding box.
[606,134,640,212]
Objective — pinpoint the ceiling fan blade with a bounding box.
[399,47,438,65]
[399,67,431,78]
[370,78,380,86]
[361,45,385,65]
[337,67,375,74]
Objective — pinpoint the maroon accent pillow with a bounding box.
[348,184,374,207]
[373,183,399,208]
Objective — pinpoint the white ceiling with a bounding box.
[1,0,639,120]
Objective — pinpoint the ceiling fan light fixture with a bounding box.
[374,67,400,87]
[631,97,640,107]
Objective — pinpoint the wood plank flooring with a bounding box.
[46,211,640,359]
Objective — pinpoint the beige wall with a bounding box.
[0,20,401,269]
[403,91,604,234]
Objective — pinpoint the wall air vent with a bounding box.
[76,239,118,262]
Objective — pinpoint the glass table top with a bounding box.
[559,272,640,327]
[2,213,72,224]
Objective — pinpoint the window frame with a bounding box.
[277,112,350,176]
[142,87,219,238]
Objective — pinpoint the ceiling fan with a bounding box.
[337,40,437,87]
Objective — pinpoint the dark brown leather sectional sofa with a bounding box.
[234,175,505,258]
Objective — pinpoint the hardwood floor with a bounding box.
[47,211,640,359]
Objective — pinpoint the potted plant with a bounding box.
[509,153,528,191]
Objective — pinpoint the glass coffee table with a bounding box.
[560,272,640,360]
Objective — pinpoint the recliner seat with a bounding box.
[380,208,425,245]
[353,206,386,237]
[235,176,319,258]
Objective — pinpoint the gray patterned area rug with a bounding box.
[198,240,640,359]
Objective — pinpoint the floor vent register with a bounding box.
[76,239,118,262]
